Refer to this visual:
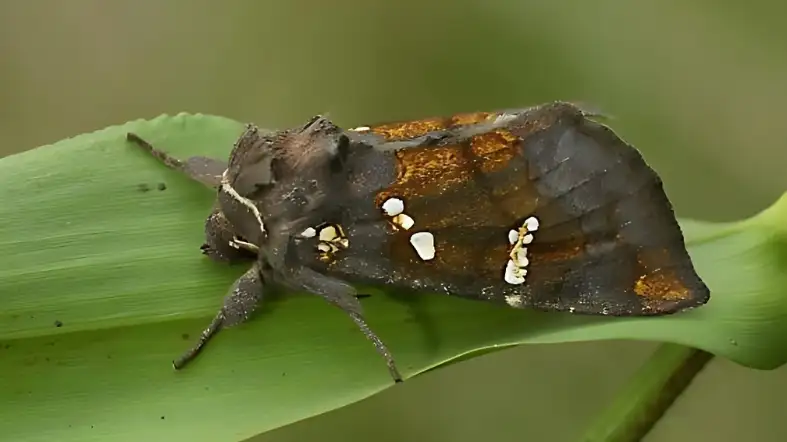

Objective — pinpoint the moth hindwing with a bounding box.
[127,101,710,383]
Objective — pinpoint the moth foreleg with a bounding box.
[173,262,264,370]
[294,267,403,383]
[200,209,258,263]
[126,132,227,188]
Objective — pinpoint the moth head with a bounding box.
[214,117,351,249]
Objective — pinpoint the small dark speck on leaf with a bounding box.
[160,416,165,420]
[54,320,63,328]
[3,344,10,350]
[137,183,151,192]
[181,333,190,340]
[157,182,167,191]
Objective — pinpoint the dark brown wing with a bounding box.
[298,102,709,316]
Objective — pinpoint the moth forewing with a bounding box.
[306,102,709,317]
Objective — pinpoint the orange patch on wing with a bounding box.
[370,112,501,141]
[633,248,693,304]
[371,117,447,141]
[375,144,474,203]
[470,129,519,173]
[634,270,691,302]
[530,242,584,264]
[450,112,495,126]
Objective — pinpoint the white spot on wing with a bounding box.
[514,248,529,268]
[393,213,415,230]
[409,231,435,261]
[319,225,338,242]
[382,197,405,217]
[300,227,317,238]
[350,126,371,132]
[504,260,525,285]
[504,217,538,286]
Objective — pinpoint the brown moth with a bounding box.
[128,102,710,383]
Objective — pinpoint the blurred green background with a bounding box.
[1,1,785,441]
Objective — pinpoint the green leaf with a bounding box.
[1,114,785,441]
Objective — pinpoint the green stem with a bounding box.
[580,344,713,442]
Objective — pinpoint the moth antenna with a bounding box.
[127,132,189,173]
[127,132,226,188]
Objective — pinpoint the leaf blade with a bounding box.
[1,115,785,441]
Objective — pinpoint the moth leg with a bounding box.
[173,262,264,370]
[294,267,403,383]
[200,209,258,263]
[126,132,227,188]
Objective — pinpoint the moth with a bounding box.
[127,101,710,383]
